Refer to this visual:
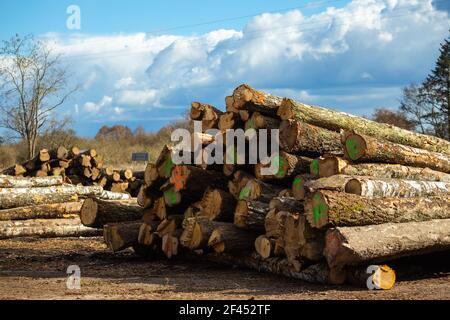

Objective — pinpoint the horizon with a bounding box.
[1,0,449,137]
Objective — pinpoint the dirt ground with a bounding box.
[0,236,449,300]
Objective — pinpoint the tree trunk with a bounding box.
[244,112,280,130]
[324,219,450,268]
[234,199,271,232]
[180,217,227,250]
[227,170,254,199]
[291,174,315,200]
[170,165,228,194]
[0,217,101,239]
[254,235,277,259]
[345,176,450,197]
[277,97,450,155]
[237,178,283,202]
[80,198,142,228]
[293,175,354,201]
[227,84,283,117]
[208,223,257,254]
[0,175,63,188]
[98,190,131,200]
[103,221,142,252]
[279,119,342,156]
[264,210,289,239]
[343,131,450,173]
[218,111,244,131]
[0,191,79,209]
[319,156,450,181]
[254,151,312,182]
[199,188,236,222]
[306,190,450,229]
[0,201,83,221]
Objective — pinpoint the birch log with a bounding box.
[0,218,101,239]
[318,157,450,181]
[0,175,63,188]
[0,201,83,221]
[345,176,450,197]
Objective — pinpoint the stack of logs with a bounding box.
[84,84,450,289]
[0,174,132,239]
[1,147,143,196]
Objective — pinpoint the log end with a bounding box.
[234,200,249,229]
[80,198,98,227]
[344,179,362,195]
[344,133,367,161]
[255,235,272,259]
[292,175,306,200]
[305,191,329,229]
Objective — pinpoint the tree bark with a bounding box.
[324,219,450,268]
[180,217,227,250]
[244,112,280,130]
[103,221,142,252]
[345,176,450,197]
[0,175,63,188]
[0,201,83,221]
[0,217,101,239]
[319,156,450,181]
[306,190,450,229]
[277,97,450,155]
[254,151,312,182]
[80,198,142,228]
[234,199,271,232]
[343,131,450,173]
[279,119,342,156]
[208,223,257,254]
[227,84,283,117]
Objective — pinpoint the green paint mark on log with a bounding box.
[311,159,319,175]
[162,157,174,177]
[273,155,286,178]
[346,138,360,160]
[246,119,255,130]
[239,187,250,200]
[312,202,327,225]
[293,177,302,189]
[164,189,178,205]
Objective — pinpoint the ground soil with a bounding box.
[0,236,449,300]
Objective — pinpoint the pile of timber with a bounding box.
[0,174,134,239]
[84,84,450,289]
[1,147,143,196]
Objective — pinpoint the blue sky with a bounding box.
[0,0,449,137]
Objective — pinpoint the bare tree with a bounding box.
[0,34,78,159]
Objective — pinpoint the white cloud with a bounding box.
[37,0,449,128]
[83,95,113,113]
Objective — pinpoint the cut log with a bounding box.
[162,229,182,258]
[306,190,450,229]
[0,218,101,239]
[228,84,283,117]
[198,188,236,222]
[190,102,224,131]
[155,215,183,237]
[264,210,289,239]
[254,235,277,259]
[1,164,27,176]
[137,221,160,246]
[228,170,254,198]
[119,169,133,180]
[345,176,450,198]
[218,111,244,131]
[234,199,271,232]
[324,219,450,268]
[98,190,131,200]
[156,145,176,179]
[343,131,450,173]
[297,215,325,261]
[80,198,142,228]
[269,196,303,213]
[254,152,312,182]
[279,119,342,156]
[169,165,227,194]
[0,175,63,188]
[237,178,283,202]
[103,221,142,252]
[291,174,315,200]
[0,191,79,209]
[208,223,257,254]
[277,97,450,155]
[179,217,226,250]
[244,112,281,131]
[319,156,450,181]
[0,201,83,221]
